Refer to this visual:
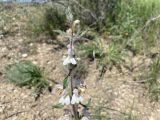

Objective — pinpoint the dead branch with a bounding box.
[4,110,28,120]
[142,14,160,31]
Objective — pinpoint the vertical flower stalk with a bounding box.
[68,18,80,120]
[56,7,90,120]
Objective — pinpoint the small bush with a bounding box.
[5,61,49,94]
[78,37,124,79]
[106,43,124,66]
[27,4,66,38]
[78,39,105,61]
[79,38,123,65]
[59,0,120,31]
[43,6,67,37]
[109,0,160,54]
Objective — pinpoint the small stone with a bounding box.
[29,43,33,46]
[1,47,7,52]
[149,116,155,120]
[0,35,4,39]
[22,54,28,58]
[18,39,23,42]
[33,61,38,65]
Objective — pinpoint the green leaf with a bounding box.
[53,103,64,109]
[5,60,49,95]
[85,98,92,108]
[63,78,69,89]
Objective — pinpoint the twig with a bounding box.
[90,106,129,116]
[71,0,97,21]
[5,110,28,120]
[142,14,160,31]
[47,77,60,84]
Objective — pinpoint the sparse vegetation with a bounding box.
[0,0,160,119]
[5,61,49,94]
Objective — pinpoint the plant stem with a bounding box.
[70,75,79,120]
[69,20,79,120]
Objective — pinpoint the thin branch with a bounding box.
[71,0,97,21]
[142,14,160,31]
[5,110,28,120]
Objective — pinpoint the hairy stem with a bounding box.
[70,72,79,120]
[70,22,79,119]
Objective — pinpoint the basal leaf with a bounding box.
[53,103,64,109]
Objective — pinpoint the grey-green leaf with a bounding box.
[63,78,69,89]
[53,103,64,109]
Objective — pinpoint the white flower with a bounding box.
[59,95,70,105]
[73,20,80,25]
[59,90,70,105]
[63,56,77,65]
[71,89,83,104]
[81,116,89,120]
[66,28,72,36]
[71,94,83,104]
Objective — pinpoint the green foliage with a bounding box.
[109,0,160,54]
[147,58,160,101]
[43,6,66,37]
[5,61,49,93]
[53,103,64,109]
[27,7,45,36]
[63,78,69,89]
[71,0,120,31]
[78,39,105,60]
[27,4,66,38]
[106,43,124,66]
[79,38,124,67]
[97,42,124,79]
[25,0,160,47]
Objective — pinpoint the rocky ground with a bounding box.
[0,5,160,120]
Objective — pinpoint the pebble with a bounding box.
[1,47,7,52]
[22,54,28,58]
[29,43,33,46]
[0,34,4,39]
[33,61,38,65]
[149,116,155,120]
[0,105,5,113]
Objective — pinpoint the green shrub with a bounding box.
[67,0,120,31]
[106,43,124,66]
[5,61,49,94]
[109,0,160,54]
[78,37,124,78]
[78,39,105,60]
[43,6,67,37]
[27,4,66,38]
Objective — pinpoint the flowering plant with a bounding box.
[53,7,90,120]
